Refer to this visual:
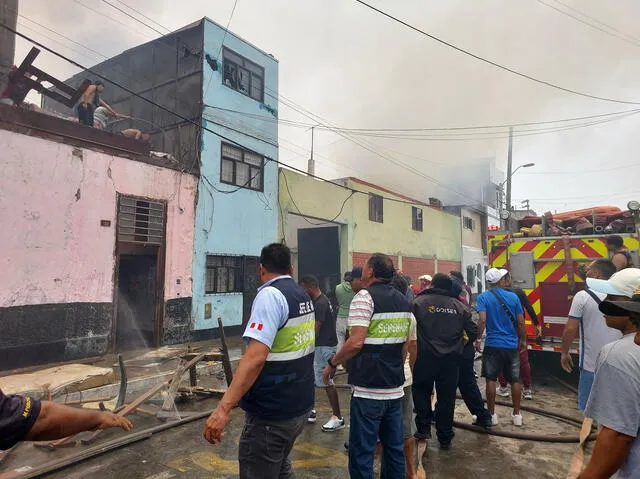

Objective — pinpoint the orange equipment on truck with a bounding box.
[488,206,639,354]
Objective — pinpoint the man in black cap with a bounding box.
[579,269,640,478]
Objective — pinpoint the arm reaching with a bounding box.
[578,426,635,479]
[26,402,132,441]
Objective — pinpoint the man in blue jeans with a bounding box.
[323,253,413,479]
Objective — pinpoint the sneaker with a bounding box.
[523,389,533,400]
[512,413,523,427]
[307,410,317,424]
[439,442,451,450]
[472,415,493,428]
[337,364,345,371]
[497,386,510,397]
[322,416,345,432]
[414,429,432,441]
[491,414,499,426]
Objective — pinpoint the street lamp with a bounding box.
[501,162,535,213]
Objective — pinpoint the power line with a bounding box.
[534,0,640,47]
[100,0,168,37]
[218,0,239,59]
[72,0,155,41]
[3,24,457,210]
[113,0,172,34]
[352,0,640,105]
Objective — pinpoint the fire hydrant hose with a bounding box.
[453,395,597,443]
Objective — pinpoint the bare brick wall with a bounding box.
[438,260,462,274]
[352,252,399,269]
[401,257,435,283]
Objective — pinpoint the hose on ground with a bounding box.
[454,395,597,443]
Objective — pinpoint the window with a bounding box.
[220,143,264,191]
[412,206,423,231]
[222,48,265,102]
[463,216,475,231]
[369,194,383,223]
[117,196,164,245]
[205,255,243,294]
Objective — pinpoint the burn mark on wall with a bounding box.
[0,302,112,370]
[163,297,192,345]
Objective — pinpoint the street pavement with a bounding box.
[1,358,588,478]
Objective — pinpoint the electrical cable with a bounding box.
[352,0,640,105]
[281,169,356,225]
[534,0,640,48]
[72,0,155,41]
[100,0,168,37]
[113,0,172,34]
[6,23,628,210]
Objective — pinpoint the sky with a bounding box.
[12,0,640,214]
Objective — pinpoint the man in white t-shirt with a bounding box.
[560,259,621,410]
[579,269,640,478]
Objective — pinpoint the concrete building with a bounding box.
[0,105,197,369]
[279,169,462,296]
[43,18,278,341]
[445,206,488,295]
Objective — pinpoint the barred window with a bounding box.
[117,197,164,245]
[205,255,243,294]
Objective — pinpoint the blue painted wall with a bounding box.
[192,18,279,330]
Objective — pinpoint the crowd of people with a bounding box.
[3,241,640,478]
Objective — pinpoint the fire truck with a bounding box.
[487,205,640,354]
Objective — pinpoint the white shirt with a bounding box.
[348,289,414,400]
[403,316,417,388]
[568,289,623,372]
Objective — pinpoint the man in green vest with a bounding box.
[203,243,315,479]
[324,253,413,478]
[335,268,363,369]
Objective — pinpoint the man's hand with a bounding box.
[519,341,527,354]
[474,340,482,352]
[561,353,574,373]
[203,406,230,445]
[322,365,335,385]
[536,325,543,338]
[97,413,133,431]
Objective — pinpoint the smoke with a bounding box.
[13,0,640,211]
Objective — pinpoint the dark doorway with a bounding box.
[298,226,340,299]
[116,255,158,350]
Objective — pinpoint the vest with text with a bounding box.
[348,282,412,390]
[240,277,315,420]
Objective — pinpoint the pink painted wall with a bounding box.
[0,130,196,308]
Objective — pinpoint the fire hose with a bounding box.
[453,395,597,443]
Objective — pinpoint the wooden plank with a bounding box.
[218,318,234,387]
[566,417,594,479]
[161,353,207,411]
[180,352,224,362]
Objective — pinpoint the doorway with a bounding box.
[116,254,158,350]
[114,196,166,351]
[298,226,341,300]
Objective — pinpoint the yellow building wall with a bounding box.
[345,179,461,261]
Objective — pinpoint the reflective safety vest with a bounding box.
[348,282,412,390]
[240,277,315,420]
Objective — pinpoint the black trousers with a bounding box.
[457,350,492,425]
[412,353,459,445]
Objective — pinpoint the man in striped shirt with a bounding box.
[323,253,413,479]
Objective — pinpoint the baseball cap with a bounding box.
[349,266,363,279]
[486,268,509,284]
[599,286,640,316]
[419,274,432,281]
[587,268,640,298]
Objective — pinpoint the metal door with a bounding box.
[298,226,340,297]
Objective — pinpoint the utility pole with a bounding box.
[0,0,18,92]
[505,126,513,214]
[522,199,530,211]
[307,125,315,176]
